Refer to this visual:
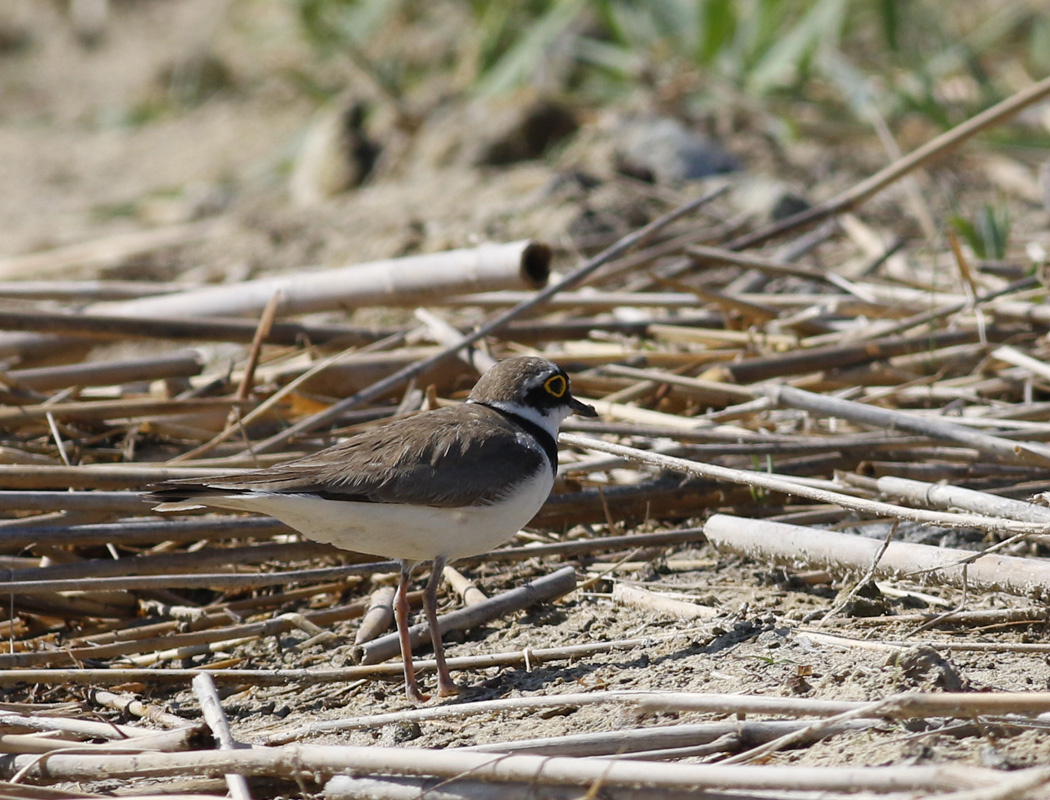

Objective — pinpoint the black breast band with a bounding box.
[487,407,558,472]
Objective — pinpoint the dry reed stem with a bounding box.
[0,628,711,687]
[467,718,883,758]
[0,601,372,668]
[0,306,391,347]
[0,743,1008,793]
[191,674,252,800]
[268,690,868,742]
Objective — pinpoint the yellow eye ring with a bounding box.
[544,375,567,398]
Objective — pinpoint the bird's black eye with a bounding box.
[544,374,567,398]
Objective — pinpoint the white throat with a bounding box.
[474,399,568,441]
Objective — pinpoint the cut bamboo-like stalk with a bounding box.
[5,541,340,584]
[94,240,550,319]
[0,491,151,514]
[442,565,487,607]
[467,717,877,757]
[611,583,718,619]
[437,290,707,308]
[704,513,1050,599]
[0,516,286,549]
[872,475,1050,523]
[354,586,396,646]
[0,241,550,360]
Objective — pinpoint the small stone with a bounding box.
[390,721,423,743]
[615,116,739,184]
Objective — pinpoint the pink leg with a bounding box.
[394,560,428,704]
[423,555,460,697]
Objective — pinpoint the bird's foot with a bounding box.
[436,679,462,698]
[405,680,431,705]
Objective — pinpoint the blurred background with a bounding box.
[1,0,1048,283]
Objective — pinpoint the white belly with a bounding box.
[193,470,554,562]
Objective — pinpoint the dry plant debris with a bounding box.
[2,35,1050,800]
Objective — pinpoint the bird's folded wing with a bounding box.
[148,405,546,508]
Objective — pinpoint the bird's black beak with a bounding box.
[570,396,599,417]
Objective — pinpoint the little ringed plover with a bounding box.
[149,356,597,702]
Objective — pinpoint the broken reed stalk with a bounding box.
[234,291,280,401]
[801,630,1050,655]
[0,306,393,347]
[724,327,1000,383]
[611,583,718,619]
[0,742,1010,793]
[0,517,289,549]
[0,710,162,741]
[0,398,249,426]
[847,606,1050,628]
[5,541,339,582]
[191,673,252,800]
[324,771,1042,800]
[0,464,253,490]
[0,727,201,755]
[0,558,380,594]
[684,243,835,281]
[354,586,396,646]
[94,691,197,729]
[439,289,717,308]
[704,514,1050,600]
[0,241,551,361]
[0,491,152,514]
[722,689,1050,767]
